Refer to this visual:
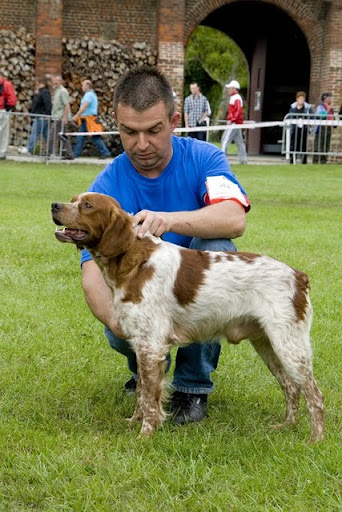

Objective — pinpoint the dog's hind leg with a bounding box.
[301,376,325,443]
[262,327,324,443]
[250,336,301,429]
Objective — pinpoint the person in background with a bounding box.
[205,96,212,142]
[184,82,210,141]
[288,91,314,164]
[313,92,334,164]
[221,80,248,165]
[80,66,250,426]
[172,89,179,111]
[72,80,110,159]
[27,75,52,155]
[0,71,17,160]
[48,74,74,160]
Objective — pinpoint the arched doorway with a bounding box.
[200,2,311,155]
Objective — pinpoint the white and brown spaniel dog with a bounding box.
[51,192,324,442]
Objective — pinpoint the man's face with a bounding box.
[297,95,305,107]
[113,101,180,177]
[82,81,88,92]
[52,76,61,88]
[190,83,199,96]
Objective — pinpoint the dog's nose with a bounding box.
[51,202,63,211]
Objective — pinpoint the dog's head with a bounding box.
[51,192,134,257]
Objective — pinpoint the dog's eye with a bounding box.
[83,202,93,209]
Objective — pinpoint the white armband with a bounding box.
[205,175,250,209]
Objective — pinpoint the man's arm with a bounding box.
[133,200,246,240]
[184,112,189,129]
[62,102,71,124]
[72,101,90,122]
[199,110,208,123]
[5,81,17,109]
[228,99,240,124]
[82,260,127,338]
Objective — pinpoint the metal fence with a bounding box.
[5,111,119,161]
[7,111,53,159]
[3,110,342,163]
[282,113,342,163]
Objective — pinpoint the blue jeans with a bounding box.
[104,237,237,394]
[73,119,110,157]
[28,118,49,154]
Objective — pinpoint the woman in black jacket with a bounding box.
[27,76,52,154]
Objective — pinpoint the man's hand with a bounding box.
[132,210,171,239]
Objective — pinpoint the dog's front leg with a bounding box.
[126,370,143,425]
[134,345,169,437]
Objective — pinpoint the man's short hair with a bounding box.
[296,91,306,99]
[113,66,175,119]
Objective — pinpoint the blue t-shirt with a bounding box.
[81,90,98,116]
[81,136,249,265]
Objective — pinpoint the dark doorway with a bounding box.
[202,2,311,154]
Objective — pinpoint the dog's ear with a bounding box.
[98,208,135,258]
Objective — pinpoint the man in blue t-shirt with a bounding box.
[81,67,250,425]
[72,80,110,159]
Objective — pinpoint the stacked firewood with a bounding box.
[1,27,157,150]
[63,37,157,115]
[0,27,36,112]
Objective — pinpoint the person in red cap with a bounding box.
[221,80,248,164]
[0,71,17,159]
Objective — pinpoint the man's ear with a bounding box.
[98,209,135,258]
[170,111,181,132]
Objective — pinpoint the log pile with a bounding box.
[2,27,157,150]
[0,27,36,112]
[62,36,157,118]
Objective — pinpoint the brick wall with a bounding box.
[35,0,63,76]
[0,0,36,32]
[157,0,185,101]
[62,0,157,49]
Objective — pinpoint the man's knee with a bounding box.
[190,237,237,253]
[104,326,133,356]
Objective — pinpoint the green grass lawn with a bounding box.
[0,160,341,511]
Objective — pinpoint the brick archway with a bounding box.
[176,0,342,154]
[184,0,325,98]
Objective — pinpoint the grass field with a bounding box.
[0,160,341,511]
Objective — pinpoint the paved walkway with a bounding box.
[5,153,287,166]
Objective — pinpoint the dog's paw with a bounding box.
[269,420,297,431]
[126,414,142,426]
[138,422,156,437]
